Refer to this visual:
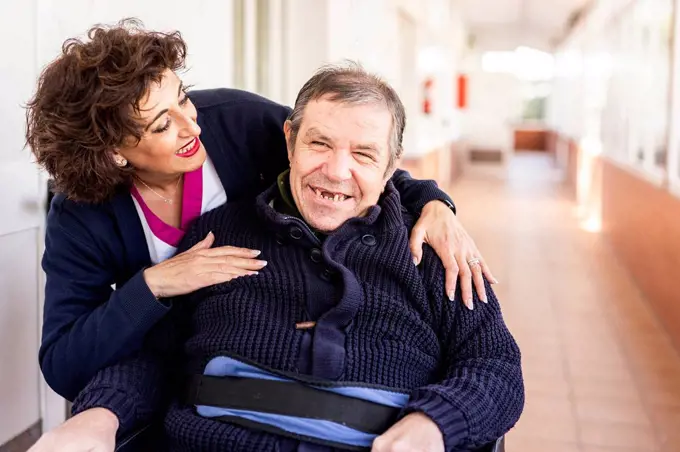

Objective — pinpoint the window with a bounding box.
[600,0,673,179]
[481,47,555,122]
[521,81,551,121]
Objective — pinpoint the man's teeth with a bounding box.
[313,188,347,202]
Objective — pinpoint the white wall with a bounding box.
[37,0,235,90]
[281,0,330,106]
[0,0,44,444]
[459,54,524,153]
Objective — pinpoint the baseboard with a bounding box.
[0,422,41,452]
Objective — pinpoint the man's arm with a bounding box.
[381,252,524,450]
[390,168,455,215]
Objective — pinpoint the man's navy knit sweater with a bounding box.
[72,182,524,451]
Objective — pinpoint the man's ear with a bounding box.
[283,120,293,160]
[384,156,402,183]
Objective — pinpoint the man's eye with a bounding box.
[311,141,329,147]
[355,152,375,161]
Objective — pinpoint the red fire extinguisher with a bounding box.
[422,78,433,115]
[457,74,467,110]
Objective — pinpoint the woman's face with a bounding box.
[115,69,206,181]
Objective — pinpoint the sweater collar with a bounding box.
[275,170,302,219]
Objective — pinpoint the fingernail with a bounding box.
[466,299,474,310]
[413,257,419,265]
[251,250,261,256]
[258,260,268,266]
[482,296,488,304]
[448,290,455,301]
[250,271,259,275]
[492,278,499,284]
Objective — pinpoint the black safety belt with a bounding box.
[184,374,401,434]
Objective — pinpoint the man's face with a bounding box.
[285,96,396,232]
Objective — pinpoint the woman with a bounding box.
[26,19,495,402]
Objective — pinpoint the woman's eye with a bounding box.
[153,120,171,134]
[179,95,190,106]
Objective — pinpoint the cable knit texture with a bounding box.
[72,181,524,451]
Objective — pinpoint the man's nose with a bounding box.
[324,150,352,181]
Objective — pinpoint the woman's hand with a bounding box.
[143,232,267,298]
[409,201,497,310]
[28,408,118,452]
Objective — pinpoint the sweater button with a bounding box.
[320,268,333,281]
[310,248,322,263]
[361,234,377,246]
[289,227,303,239]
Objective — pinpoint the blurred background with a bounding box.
[1,0,679,451]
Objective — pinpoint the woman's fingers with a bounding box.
[146,243,268,297]
[470,261,487,303]
[209,256,268,272]
[198,245,262,258]
[188,231,215,251]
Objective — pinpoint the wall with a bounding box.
[601,160,680,348]
[36,0,235,90]
[1,0,45,445]
[459,60,524,155]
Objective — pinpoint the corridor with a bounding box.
[453,153,680,451]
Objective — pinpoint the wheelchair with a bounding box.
[114,422,506,452]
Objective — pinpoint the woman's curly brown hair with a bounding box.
[25,18,187,204]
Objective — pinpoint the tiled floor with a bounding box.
[448,153,680,452]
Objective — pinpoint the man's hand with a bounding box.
[410,200,497,309]
[372,412,444,452]
[28,408,118,452]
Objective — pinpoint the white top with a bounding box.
[131,156,227,264]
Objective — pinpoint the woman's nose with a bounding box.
[179,112,201,136]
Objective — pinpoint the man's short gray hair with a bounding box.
[287,61,406,170]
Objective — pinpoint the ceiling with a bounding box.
[459,0,593,52]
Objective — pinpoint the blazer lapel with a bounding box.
[110,190,151,280]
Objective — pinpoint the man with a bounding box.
[32,63,524,452]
